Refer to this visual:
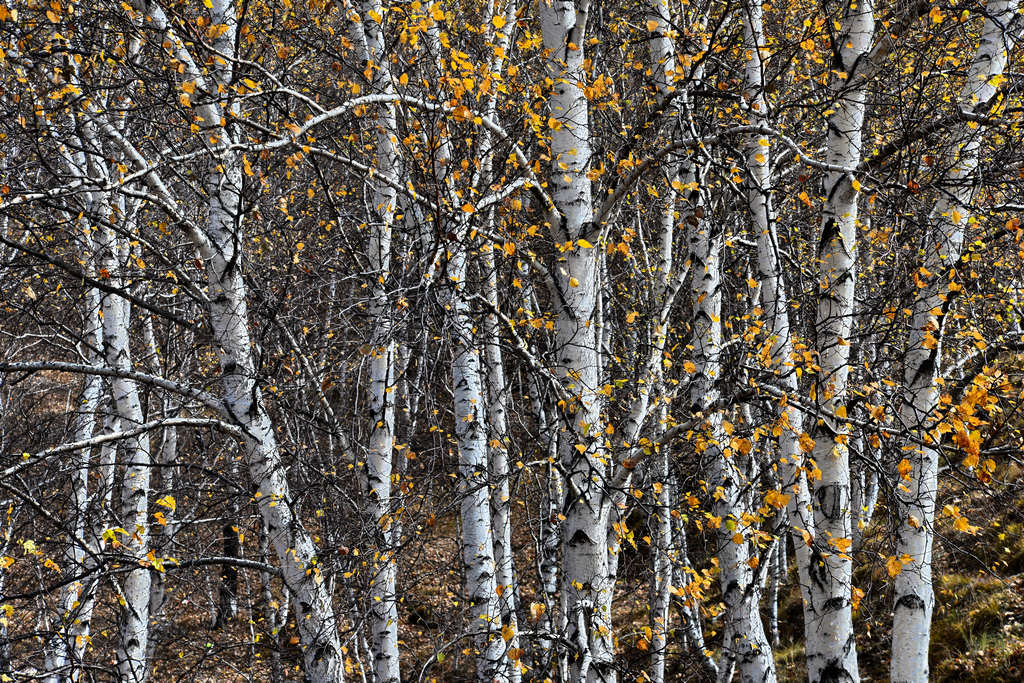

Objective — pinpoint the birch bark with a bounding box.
[805,1,875,678]
[739,0,823,672]
[687,201,775,683]
[345,3,402,676]
[95,211,152,682]
[133,3,347,679]
[538,3,616,680]
[448,237,506,680]
[892,4,1020,680]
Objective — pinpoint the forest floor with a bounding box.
[775,463,1024,682]
[6,461,1024,681]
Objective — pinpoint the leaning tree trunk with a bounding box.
[892,3,1020,680]
[133,3,347,679]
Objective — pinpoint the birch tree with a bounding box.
[805,1,875,679]
[892,4,1022,680]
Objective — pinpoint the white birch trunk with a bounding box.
[482,246,522,682]
[448,240,506,681]
[204,192,344,681]
[649,422,672,683]
[538,3,615,680]
[739,0,823,671]
[133,3,348,679]
[95,218,152,682]
[643,8,719,678]
[687,209,775,683]
[806,2,874,679]
[892,4,1020,679]
[346,3,402,676]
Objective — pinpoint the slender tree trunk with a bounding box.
[96,221,152,682]
[687,194,775,681]
[449,240,506,681]
[345,4,402,677]
[482,246,522,682]
[650,440,672,683]
[538,3,615,680]
[739,0,822,672]
[804,1,875,679]
[892,4,1020,679]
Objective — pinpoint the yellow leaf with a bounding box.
[887,556,903,577]
[577,238,594,248]
[156,495,176,513]
[798,191,813,207]
[646,19,659,32]
[179,93,191,107]
[683,361,696,374]
[399,73,409,86]
[502,624,515,642]
[493,15,507,29]
[181,81,196,94]
[529,602,546,621]
[461,202,475,213]
[732,532,744,544]
[898,458,912,480]
[798,433,815,453]
[851,178,861,192]
[569,277,579,288]
[626,311,639,324]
